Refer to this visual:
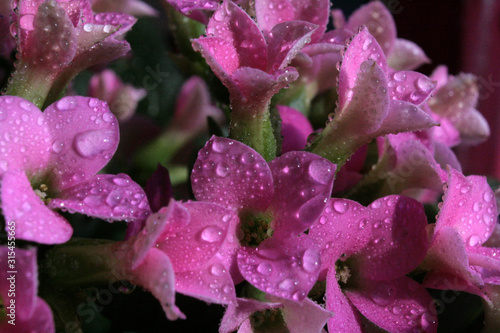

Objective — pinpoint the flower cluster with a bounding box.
[0,0,498,332]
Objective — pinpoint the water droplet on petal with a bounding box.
[84,195,103,207]
[257,262,272,276]
[56,98,77,110]
[215,162,229,177]
[200,225,224,243]
[240,152,255,164]
[73,130,115,158]
[19,14,34,31]
[52,140,64,153]
[333,201,348,214]
[467,234,481,247]
[301,248,320,273]
[278,278,295,291]
[417,77,434,92]
[112,176,130,187]
[210,264,225,276]
[308,159,333,184]
[212,139,229,153]
[106,190,123,206]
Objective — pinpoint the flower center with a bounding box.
[335,255,352,285]
[238,210,274,247]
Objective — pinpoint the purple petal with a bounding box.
[158,202,236,272]
[237,235,321,303]
[325,268,364,333]
[206,0,267,71]
[278,105,313,153]
[220,298,281,333]
[165,0,219,24]
[387,38,431,71]
[1,170,72,244]
[387,71,436,106]
[280,297,333,333]
[44,96,119,190]
[144,164,172,213]
[345,1,397,55]
[175,258,237,305]
[269,151,335,236]
[0,96,51,175]
[352,196,429,280]
[346,277,437,333]
[266,21,317,72]
[48,173,150,222]
[191,136,274,211]
[436,167,498,246]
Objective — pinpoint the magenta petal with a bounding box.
[387,71,436,106]
[280,297,333,333]
[175,259,237,305]
[206,0,267,71]
[192,37,240,79]
[159,202,236,272]
[269,151,335,236]
[278,105,313,153]
[220,298,281,333]
[437,167,498,246]
[48,173,150,222]
[345,1,397,55]
[346,277,437,333]
[387,38,431,71]
[266,21,317,72]
[325,268,363,333]
[375,100,438,136]
[0,96,50,175]
[353,195,429,280]
[44,96,119,190]
[131,248,184,320]
[423,270,486,298]
[237,235,321,303]
[191,136,274,211]
[1,170,72,244]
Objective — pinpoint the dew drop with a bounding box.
[200,225,224,243]
[106,190,123,206]
[215,162,229,177]
[257,262,272,276]
[73,130,115,158]
[210,264,225,276]
[112,176,130,187]
[301,248,320,273]
[84,195,103,207]
[467,234,481,247]
[212,139,229,153]
[52,140,64,153]
[278,278,295,291]
[308,159,332,184]
[240,152,255,164]
[333,201,348,214]
[56,98,77,110]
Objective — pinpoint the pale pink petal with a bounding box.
[430,65,450,90]
[1,170,72,244]
[192,37,240,77]
[44,96,119,190]
[345,1,397,55]
[387,38,431,71]
[387,70,436,106]
[0,96,50,176]
[331,9,346,29]
[346,277,437,333]
[278,105,313,153]
[266,21,317,72]
[436,167,497,246]
[353,195,429,281]
[175,259,237,305]
[269,151,335,236]
[467,247,500,274]
[191,136,274,211]
[206,0,267,71]
[158,202,236,272]
[130,248,184,320]
[433,141,462,172]
[427,111,461,147]
[48,173,150,222]
[220,298,281,333]
[237,235,321,303]
[281,297,333,333]
[325,268,363,333]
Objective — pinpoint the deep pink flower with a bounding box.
[333,1,430,71]
[277,105,313,153]
[0,247,54,332]
[0,96,150,244]
[191,136,336,303]
[309,196,436,332]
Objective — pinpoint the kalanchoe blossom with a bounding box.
[164,0,245,25]
[332,1,430,71]
[421,168,500,321]
[0,96,150,244]
[426,65,490,145]
[309,196,437,332]
[309,27,437,166]
[192,0,317,159]
[0,247,55,332]
[191,136,336,303]
[7,0,136,107]
[88,69,147,121]
[91,0,158,17]
[278,105,313,153]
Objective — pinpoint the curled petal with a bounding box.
[191,136,274,211]
[387,38,431,71]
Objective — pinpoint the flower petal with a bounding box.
[48,173,150,222]
[387,38,431,71]
[280,297,333,333]
[44,96,119,190]
[220,298,281,333]
[237,235,321,303]
[0,96,50,176]
[346,277,437,333]
[387,70,436,106]
[1,170,72,244]
[191,136,274,211]
[269,151,335,236]
[436,167,498,246]
[278,105,313,153]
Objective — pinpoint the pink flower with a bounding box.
[191,136,336,303]
[91,0,158,17]
[0,96,150,244]
[421,167,500,330]
[277,105,313,153]
[0,247,55,332]
[333,1,430,70]
[309,196,437,332]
